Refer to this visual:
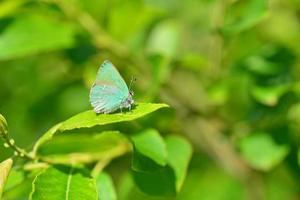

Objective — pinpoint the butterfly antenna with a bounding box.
[129,76,137,91]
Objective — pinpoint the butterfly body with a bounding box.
[89,60,134,114]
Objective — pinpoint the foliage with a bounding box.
[1,103,191,199]
[0,0,300,199]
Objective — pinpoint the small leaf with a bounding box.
[132,136,192,196]
[131,129,167,172]
[165,136,193,191]
[30,166,98,200]
[251,84,290,106]
[0,15,76,60]
[245,55,284,76]
[96,172,117,200]
[239,133,289,171]
[36,131,131,164]
[0,158,13,198]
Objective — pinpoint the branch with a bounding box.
[0,114,34,160]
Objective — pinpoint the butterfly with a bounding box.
[89,60,134,114]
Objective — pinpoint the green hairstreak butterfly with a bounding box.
[89,60,134,114]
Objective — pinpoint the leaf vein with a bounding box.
[65,167,74,200]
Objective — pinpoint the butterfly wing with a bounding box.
[89,60,129,113]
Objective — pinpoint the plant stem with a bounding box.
[0,114,34,160]
[1,133,34,160]
[92,143,132,178]
[91,158,111,178]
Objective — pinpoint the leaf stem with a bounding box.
[92,142,132,178]
[91,158,111,178]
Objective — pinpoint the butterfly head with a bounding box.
[128,90,134,105]
[122,90,134,109]
[124,77,135,108]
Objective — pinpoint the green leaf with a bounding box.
[32,123,62,156]
[30,166,98,200]
[0,158,13,198]
[222,0,268,35]
[36,131,131,164]
[132,136,192,196]
[132,166,176,197]
[0,15,75,60]
[245,55,284,76]
[131,129,167,172]
[3,172,35,200]
[239,133,289,171]
[147,20,180,58]
[3,169,24,192]
[165,136,193,191]
[251,84,290,106]
[59,103,168,131]
[96,172,117,200]
[0,0,27,18]
[33,103,168,155]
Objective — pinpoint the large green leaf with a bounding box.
[30,166,98,200]
[132,136,192,196]
[96,172,117,200]
[239,133,289,171]
[36,131,131,164]
[0,158,13,198]
[131,129,167,172]
[0,15,75,60]
[32,123,63,157]
[32,103,168,155]
[59,103,168,131]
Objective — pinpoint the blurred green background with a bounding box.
[0,0,300,199]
